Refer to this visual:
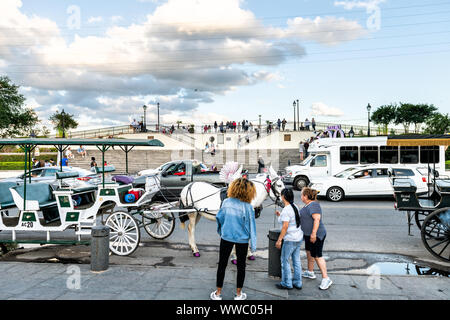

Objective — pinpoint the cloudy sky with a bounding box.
[1,0,449,131]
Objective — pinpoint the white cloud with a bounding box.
[311,102,345,117]
[110,16,123,23]
[0,0,365,129]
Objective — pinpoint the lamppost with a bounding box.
[296,99,300,130]
[367,104,372,137]
[143,105,148,132]
[157,102,160,132]
[293,101,297,131]
[259,115,262,130]
[61,109,66,138]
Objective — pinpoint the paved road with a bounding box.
[0,194,449,300]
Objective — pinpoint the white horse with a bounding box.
[179,166,285,257]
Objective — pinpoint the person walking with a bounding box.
[312,118,316,132]
[304,119,311,131]
[304,141,310,158]
[275,189,303,290]
[211,178,257,301]
[257,157,265,174]
[300,188,332,290]
[282,118,287,131]
[214,121,218,133]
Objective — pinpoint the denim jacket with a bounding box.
[216,198,257,252]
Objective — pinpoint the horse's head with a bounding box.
[267,166,285,208]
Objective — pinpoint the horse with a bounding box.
[179,166,285,257]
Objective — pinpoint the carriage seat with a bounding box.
[112,175,134,185]
[56,171,79,180]
[10,183,56,211]
[436,180,450,193]
[392,178,417,193]
[0,182,19,209]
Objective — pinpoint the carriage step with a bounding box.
[75,230,92,236]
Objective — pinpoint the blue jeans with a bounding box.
[280,241,303,288]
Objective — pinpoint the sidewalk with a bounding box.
[0,260,448,300]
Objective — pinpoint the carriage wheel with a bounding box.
[105,209,140,256]
[421,208,450,262]
[142,202,176,240]
[414,211,430,230]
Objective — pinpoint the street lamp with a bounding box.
[157,102,160,132]
[296,99,300,131]
[367,104,372,137]
[61,109,66,138]
[259,115,262,130]
[293,101,297,131]
[143,105,148,132]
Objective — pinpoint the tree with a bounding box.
[424,113,450,135]
[371,104,397,135]
[49,110,79,137]
[394,103,436,134]
[0,76,39,138]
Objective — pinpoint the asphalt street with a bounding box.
[0,191,449,300]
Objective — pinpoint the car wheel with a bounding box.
[294,177,309,190]
[327,187,344,202]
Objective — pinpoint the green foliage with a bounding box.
[0,162,30,170]
[424,113,450,135]
[0,154,56,162]
[394,103,437,133]
[49,110,79,137]
[371,104,397,134]
[0,76,40,138]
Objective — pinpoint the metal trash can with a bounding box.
[268,228,282,278]
[91,225,110,272]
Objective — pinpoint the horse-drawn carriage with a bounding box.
[389,135,450,263]
[0,139,286,258]
[0,138,177,256]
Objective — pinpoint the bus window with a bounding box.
[420,146,440,164]
[340,147,358,164]
[360,146,379,164]
[380,146,399,164]
[400,146,419,164]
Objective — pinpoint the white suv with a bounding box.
[310,165,429,202]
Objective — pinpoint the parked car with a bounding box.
[1,167,97,184]
[283,137,446,190]
[309,165,429,202]
[134,160,225,200]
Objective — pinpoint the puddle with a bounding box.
[369,262,449,277]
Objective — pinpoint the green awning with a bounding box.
[0,138,164,147]
[387,135,450,146]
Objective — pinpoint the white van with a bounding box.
[283,137,446,190]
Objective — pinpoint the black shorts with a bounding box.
[304,235,326,258]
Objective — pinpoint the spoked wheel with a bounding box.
[142,201,176,240]
[105,209,141,256]
[421,208,450,262]
[327,187,344,202]
[414,211,430,230]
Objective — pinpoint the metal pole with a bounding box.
[368,111,371,137]
[102,146,106,189]
[157,103,160,132]
[125,146,129,175]
[293,104,297,131]
[28,146,32,184]
[297,99,300,131]
[23,145,28,211]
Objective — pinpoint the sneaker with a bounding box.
[302,271,317,279]
[234,292,247,300]
[319,278,333,290]
[210,291,223,300]
[293,285,303,290]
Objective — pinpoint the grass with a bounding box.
[446,160,450,171]
[0,162,31,170]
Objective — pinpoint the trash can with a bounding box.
[91,225,110,272]
[268,228,282,278]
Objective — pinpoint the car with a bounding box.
[1,166,97,184]
[137,160,209,176]
[309,165,429,202]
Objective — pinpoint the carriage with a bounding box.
[0,138,178,256]
[389,135,450,262]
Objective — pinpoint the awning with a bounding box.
[0,138,165,147]
[387,135,450,147]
